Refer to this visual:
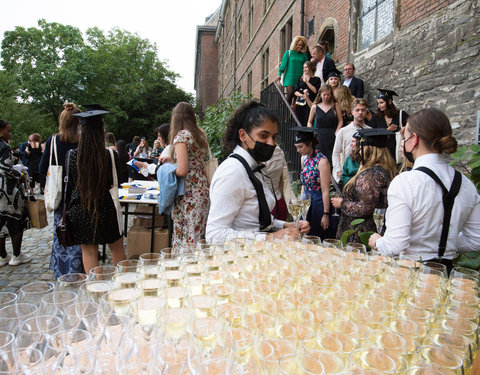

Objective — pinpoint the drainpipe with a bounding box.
[300,0,305,36]
[233,0,237,92]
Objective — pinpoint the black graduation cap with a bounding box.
[290,126,317,144]
[327,68,341,79]
[74,104,109,128]
[377,89,398,100]
[352,131,362,140]
[357,128,394,148]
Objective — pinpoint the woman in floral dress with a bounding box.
[161,102,209,250]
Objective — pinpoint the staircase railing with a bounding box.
[260,81,302,178]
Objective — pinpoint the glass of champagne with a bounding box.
[329,186,340,217]
[299,192,312,221]
[288,199,302,228]
[373,208,387,234]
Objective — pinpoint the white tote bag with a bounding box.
[108,149,124,236]
[394,110,404,164]
[44,135,63,212]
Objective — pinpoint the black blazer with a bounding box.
[321,57,336,83]
[345,76,365,98]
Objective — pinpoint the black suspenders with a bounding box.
[416,166,462,259]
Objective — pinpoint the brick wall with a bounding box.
[196,30,219,111]
[399,0,458,28]
[217,0,351,100]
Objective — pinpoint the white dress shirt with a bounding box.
[332,122,370,181]
[206,146,286,244]
[376,153,480,260]
[343,78,352,87]
[314,58,325,84]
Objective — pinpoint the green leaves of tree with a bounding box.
[1,19,191,143]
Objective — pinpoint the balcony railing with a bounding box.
[260,81,302,178]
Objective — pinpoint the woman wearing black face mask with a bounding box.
[206,101,310,244]
[369,108,480,273]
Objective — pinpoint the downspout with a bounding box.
[233,0,237,92]
[300,0,305,36]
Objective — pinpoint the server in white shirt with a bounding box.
[369,108,480,271]
[206,101,310,244]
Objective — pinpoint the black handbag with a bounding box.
[56,150,75,247]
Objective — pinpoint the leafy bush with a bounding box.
[199,91,253,162]
[450,144,480,269]
[449,144,480,193]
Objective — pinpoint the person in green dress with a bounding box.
[276,36,309,107]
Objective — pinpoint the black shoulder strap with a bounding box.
[230,154,272,231]
[416,166,462,258]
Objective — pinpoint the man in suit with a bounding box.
[343,62,364,98]
[311,45,336,85]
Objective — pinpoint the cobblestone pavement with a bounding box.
[0,198,129,293]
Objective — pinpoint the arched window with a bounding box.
[319,28,335,57]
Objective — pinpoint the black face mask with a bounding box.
[245,133,276,162]
[403,135,415,163]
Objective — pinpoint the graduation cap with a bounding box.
[290,126,317,144]
[352,131,362,140]
[74,104,109,128]
[327,68,342,80]
[377,89,398,100]
[357,128,394,148]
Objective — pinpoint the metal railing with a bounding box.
[260,82,302,177]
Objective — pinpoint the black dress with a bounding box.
[67,149,122,245]
[369,111,409,160]
[314,106,338,165]
[26,144,45,191]
[295,76,321,126]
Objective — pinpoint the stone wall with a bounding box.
[352,0,480,144]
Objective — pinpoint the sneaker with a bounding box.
[8,254,32,266]
[0,256,9,267]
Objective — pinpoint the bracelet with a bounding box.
[323,212,330,216]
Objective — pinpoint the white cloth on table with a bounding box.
[206,146,286,244]
[376,153,480,260]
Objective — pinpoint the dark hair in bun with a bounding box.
[408,108,457,155]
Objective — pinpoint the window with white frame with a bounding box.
[358,0,394,50]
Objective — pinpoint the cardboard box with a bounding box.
[127,226,169,259]
[132,215,164,228]
[132,204,164,227]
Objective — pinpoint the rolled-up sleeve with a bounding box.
[457,194,480,253]
[376,178,413,257]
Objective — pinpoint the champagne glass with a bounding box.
[373,208,387,234]
[288,199,302,228]
[329,187,340,217]
[56,273,88,290]
[0,292,17,309]
[298,192,312,221]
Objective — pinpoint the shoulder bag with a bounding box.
[56,149,74,247]
[26,186,48,229]
[280,50,291,86]
[44,135,63,212]
[204,147,218,186]
[394,110,404,164]
[108,149,124,236]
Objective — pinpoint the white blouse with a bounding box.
[206,146,285,244]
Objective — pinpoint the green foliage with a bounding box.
[0,70,52,146]
[199,91,253,162]
[1,20,192,142]
[453,252,480,271]
[339,218,373,249]
[449,144,480,193]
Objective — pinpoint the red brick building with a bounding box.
[195,0,479,142]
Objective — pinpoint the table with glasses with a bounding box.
[0,237,479,374]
